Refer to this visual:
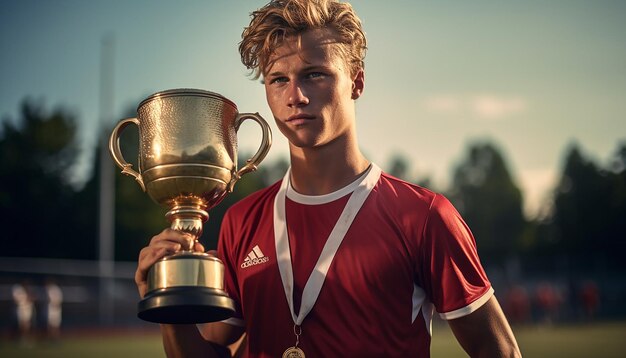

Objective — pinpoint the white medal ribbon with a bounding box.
[274,164,382,325]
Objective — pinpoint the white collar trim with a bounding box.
[285,164,376,205]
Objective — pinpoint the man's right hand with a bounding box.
[135,228,206,298]
[134,229,244,357]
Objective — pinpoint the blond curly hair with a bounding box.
[239,0,367,79]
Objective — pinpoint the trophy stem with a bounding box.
[139,200,236,324]
[165,204,209,251]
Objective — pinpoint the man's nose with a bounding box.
[287,81,309,107]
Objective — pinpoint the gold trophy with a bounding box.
[109,88,271,324]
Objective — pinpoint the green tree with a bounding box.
[550,142,626,270]
[447,141,525,263]
[607,142,626,246]
[0,100,96,258]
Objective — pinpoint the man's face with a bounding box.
[263,28,364,149]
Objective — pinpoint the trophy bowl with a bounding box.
[109,88,271,323]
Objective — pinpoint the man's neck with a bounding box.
[287,137,370,196]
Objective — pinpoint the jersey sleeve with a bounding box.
[417,194,493,320]
[216,207,245,325]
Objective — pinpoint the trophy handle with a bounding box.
[108,117,146,192]
[229,112,272,192]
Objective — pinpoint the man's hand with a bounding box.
[135,228,205,298]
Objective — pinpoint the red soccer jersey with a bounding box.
[215,165,492,357]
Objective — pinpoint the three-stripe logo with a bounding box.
[241,245,270,268]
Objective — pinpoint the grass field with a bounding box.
[431,321,626,358]
[1,321,625,357]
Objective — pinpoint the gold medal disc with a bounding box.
[282,346,305,358]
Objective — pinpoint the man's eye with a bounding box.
[269,77,288,84]
[307,72,324,79]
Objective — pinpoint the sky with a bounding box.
[1,0,625,218]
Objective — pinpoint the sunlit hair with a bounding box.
[239,0,367,79]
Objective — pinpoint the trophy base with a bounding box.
[138,286,236,324]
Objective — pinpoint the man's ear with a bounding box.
[351,69,365,100]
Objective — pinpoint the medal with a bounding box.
[274,164,381,355]
[283,347,305,358]
[282,325,305,358]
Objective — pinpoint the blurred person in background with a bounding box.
[534,282,562,325]
[44,279,63,341]
[135,0,521,357]
[12,280,36,346]
[504,284,531,325]
[579,280,600,320]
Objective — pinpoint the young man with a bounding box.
[136,1,521,357]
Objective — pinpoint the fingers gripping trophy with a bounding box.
[109,89,271,324]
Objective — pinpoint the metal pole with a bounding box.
[98,33,116,325]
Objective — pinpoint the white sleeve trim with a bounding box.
[438,287,494,320]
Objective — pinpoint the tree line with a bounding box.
[1,100,624,275]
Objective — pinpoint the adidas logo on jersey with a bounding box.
[241,245,270,268]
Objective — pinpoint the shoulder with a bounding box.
[374,171,439,211]
[423,193,466,234]
[372,171,468,243]
[377,171,461,214]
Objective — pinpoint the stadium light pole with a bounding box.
[98,33,116,325]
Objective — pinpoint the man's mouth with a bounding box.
[286,113,315,125]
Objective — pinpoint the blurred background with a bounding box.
[1,0,625,356]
